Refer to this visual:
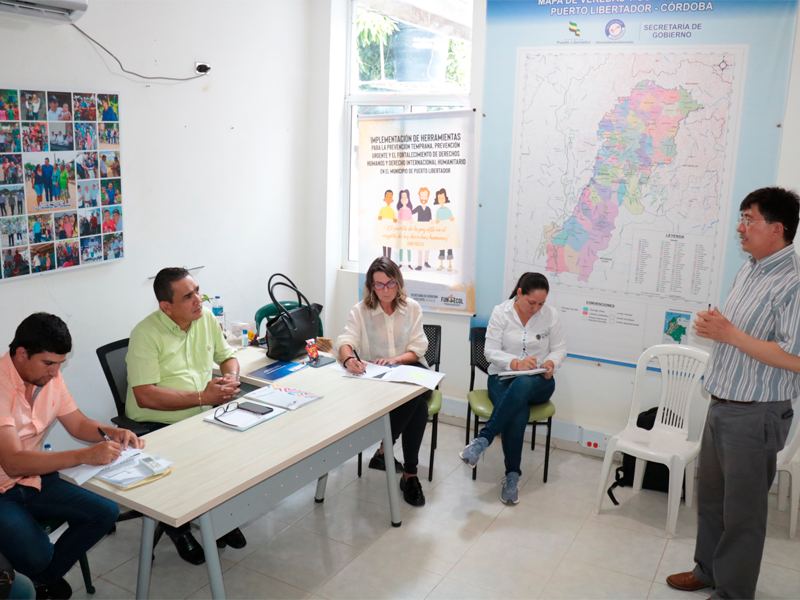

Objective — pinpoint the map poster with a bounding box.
[357,110,476,314]
[0,88,123,282]
[477,0,797,364]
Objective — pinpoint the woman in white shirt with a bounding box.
[335,257,431,506]
[460,272,566,504]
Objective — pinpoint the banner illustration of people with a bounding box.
[359,110,475,313]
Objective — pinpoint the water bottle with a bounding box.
[241,329,249,348]
[44,444,53,452]
[212,296,224,326]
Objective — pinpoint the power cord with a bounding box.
[72,24,205,82]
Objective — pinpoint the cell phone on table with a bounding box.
[238,401,274,415]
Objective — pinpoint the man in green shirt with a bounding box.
[126,267,243,565]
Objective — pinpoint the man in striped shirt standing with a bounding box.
[667,187,800,599]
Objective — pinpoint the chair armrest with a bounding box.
[111,415,158,437]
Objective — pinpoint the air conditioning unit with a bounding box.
[0,0,88,23]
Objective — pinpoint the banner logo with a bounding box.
[568,22,580,36]
[605,19,626,40]
[440,294,464,307]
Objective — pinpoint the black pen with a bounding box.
[353,349,365,373]
[97,427,112,442]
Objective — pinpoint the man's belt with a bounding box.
[711,395,757,405]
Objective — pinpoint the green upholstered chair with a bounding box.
[466,326,555,483]
[357,324,443,481]
[38,519,95,594]
[254,302,324,339]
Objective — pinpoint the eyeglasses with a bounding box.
[738,216,769,227]
[373,281,397,291]
[214,402,239,426]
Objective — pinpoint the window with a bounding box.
[343,0,474,267]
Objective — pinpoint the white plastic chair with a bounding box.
[594,344,710,537]
[776,419,800,538]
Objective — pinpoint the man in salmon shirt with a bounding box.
[0,313,145,600]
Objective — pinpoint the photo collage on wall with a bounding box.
[0,88,122,281]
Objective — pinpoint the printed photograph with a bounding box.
[24,152,76,213]
[77,180,100,208]
[79,207,101,236]
[54,210,79,240]
[21,91,46,121]
[103,232,123,260]
[98,122,119,149]
[99,151,120,178]
[0,90,20,121]
[2,247,30,278]
[49,122,74,151]
[74,122,97,151]
[0,123,21,153]
[21,122,47,152]
[30,242,55,273]
[73,93,97,122]
[75,151,99,180]
[46,92,72,122]
[98,94,119,122]
[0,185,24,217]
[1,216,27,248]
[101,206,122,233]
[1,155,24,185]
[101,179,121,206]
[80,236,102,263]
[56,239,79,268]
[28,213,53,244]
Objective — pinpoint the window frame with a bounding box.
[341,0,475,271]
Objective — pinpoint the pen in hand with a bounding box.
[98,427,112,442]
[353,349,366,374]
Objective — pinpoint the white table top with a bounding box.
[80,347,424,527]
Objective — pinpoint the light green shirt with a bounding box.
[125,307,236,424]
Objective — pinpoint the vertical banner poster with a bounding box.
[358,110,476,314]
[0,88,122,281]
[475,0,798,364]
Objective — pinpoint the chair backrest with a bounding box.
[628,344,710,442]
[469,327,490,391]
[96,338,130,419]
[422,324,441,372]
[777,411,800,467]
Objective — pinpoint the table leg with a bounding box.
[135,516,155,599]
[314,473,328,503]
[198,513,226,600]
[382,413,402,527]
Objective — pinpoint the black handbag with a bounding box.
[265,273,323,361]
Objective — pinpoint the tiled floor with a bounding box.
[65,423,800,599]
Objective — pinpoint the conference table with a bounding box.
[70,346,427,599]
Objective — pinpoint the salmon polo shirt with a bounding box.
[0,351,78,492]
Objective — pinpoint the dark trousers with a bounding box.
[693,399,793,599]
[43,180,52,203]
[481,374,555,476]
[0,473,118,584]
[382,246,392,260]
[388,362,432,476]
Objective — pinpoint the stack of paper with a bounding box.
[498,367,547,380]
[60,447,143,486]
[95,454,173,488]
[333,363,445,390]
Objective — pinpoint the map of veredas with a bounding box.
[505,47,745,305]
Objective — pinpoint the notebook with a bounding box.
[203,403,286,431]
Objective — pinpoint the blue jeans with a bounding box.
[0,473,118,584]
[481,374,555,476]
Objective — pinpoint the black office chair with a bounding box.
[356,324,443,481]
[465,327,554,483]
[96,339,166,549]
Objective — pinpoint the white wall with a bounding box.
[0,0,326,450]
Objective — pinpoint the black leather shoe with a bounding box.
[216,527,247,549]
[170,531,205,565]
[34,577,72,599]
[399,475,425,507]
[368,450,403,473]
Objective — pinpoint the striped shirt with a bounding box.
[704,244,800,402]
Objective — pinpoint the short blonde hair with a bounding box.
[363,257,408,311]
